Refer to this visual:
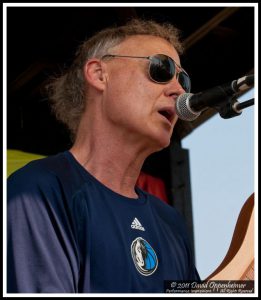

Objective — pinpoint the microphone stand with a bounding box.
[218,96,254,119]
[208,74,254,119]
[234,98,254,111]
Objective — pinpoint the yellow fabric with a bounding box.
[7,149,46,177]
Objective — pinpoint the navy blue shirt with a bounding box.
[7,151,200,293]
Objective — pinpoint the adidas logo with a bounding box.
[131,217,145,231]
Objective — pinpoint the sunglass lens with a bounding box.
[149,54,175,83]
[178,72,191,93]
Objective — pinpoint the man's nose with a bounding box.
[165,77,186,97]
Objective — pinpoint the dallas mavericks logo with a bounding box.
[131,237,158,276]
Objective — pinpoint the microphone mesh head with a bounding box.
[175,93,201,121]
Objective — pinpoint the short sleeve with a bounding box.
[7,164,80,293]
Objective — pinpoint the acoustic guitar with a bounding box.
[206,193,254,280]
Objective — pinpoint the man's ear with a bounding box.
[83,59,107,91]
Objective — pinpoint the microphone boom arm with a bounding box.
[218,96,254,119]
[233,98,254,111]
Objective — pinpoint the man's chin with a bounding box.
[150,135,171,153]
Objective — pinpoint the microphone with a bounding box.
[176,74,254,121]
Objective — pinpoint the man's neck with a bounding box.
[70,129,153,199]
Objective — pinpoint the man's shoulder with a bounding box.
[8,152,67,184]
[7,151,83,197]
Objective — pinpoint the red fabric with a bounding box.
[136,172,170,204]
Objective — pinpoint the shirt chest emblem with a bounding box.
[131,217,145,231]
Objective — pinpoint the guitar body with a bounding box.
[206,193,254,280]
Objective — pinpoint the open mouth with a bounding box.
[158,109,174,123]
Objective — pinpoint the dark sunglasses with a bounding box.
[101,53,191,93]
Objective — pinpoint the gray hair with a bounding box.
[47,18,184,141]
